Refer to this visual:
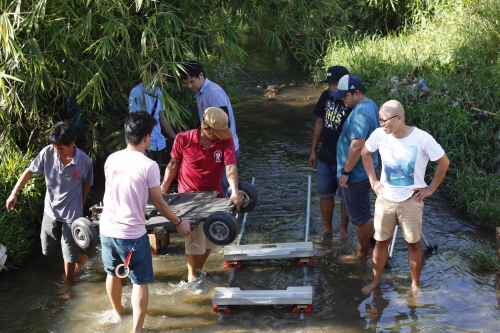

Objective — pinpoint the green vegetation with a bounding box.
[325,0,500,227]
[0,138,44,269]
[468,242,500,272]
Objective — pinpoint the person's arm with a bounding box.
[339,138,365,188]
[309,117,323,168]
[149,185,192,235]
[226,164,242,211]
[361,145,383,195]
[6,168,33,212]
[159,112,176,139]
[161,157,180,194]
[412,154,450,202]
[82,181,90,210]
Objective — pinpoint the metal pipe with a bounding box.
[227,177,255,288]
[305,175,311,242]
[388,224,398,260]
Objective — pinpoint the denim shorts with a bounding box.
[40,214,81,263]
[316,161,338,198]
[340,178,372,226]
[101,233,153,285]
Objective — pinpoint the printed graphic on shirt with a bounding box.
[382,145,417,186]
[324,100,348,130]
[214,150,222,163]
[71,169,79,180]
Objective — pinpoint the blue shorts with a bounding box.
[340,178,372,226]
[101,233,153,285]
[316,161,338,198]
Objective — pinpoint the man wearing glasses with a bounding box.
[334,74,380,259]
[179,61,239,195]
[361,100,449,295]
[160,107,242,282]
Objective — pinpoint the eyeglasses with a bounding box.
[182,77,199,87]
[379,114,399,125]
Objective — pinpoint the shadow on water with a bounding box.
[2,37,500,333]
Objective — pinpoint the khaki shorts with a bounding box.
[373,196,424,244]
[185,222,217,255]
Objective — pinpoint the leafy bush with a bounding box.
[0,135,45,269]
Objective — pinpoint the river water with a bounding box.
[1,36,500,332]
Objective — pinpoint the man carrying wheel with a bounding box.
[161,107,242,282]
[6,121,93,282]
[99,111,193,333]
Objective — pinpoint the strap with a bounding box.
[151,98,159,118]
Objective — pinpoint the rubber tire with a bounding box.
[226,180,258,213]
[203,212,238,245]
[71,217,99,251]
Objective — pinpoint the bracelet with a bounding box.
[341,168,351,176]
[172,217,182,227]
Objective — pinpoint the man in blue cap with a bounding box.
[309,66,351,235]
[334,74,379,259]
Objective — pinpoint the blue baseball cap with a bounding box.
[333,74,364,99]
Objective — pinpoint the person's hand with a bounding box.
[412,187,433,202]
[228,189,243,212]
[339,175,349,188]
[371,180,384,196]
[308,152,317,168]
[6,193,17,212]
[175,219,194,236]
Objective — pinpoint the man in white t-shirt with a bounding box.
[360,100,449,295]
[99,111,193,333]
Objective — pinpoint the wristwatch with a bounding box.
[341,168,351,176]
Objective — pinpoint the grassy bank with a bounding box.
[324,0,500,228]
[0,137,45,269]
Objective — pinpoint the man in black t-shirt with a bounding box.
[309,66,351,235]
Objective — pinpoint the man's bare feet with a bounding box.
[338,253,369,262]
[339,227,347,239]
[410,285,420,298]
[362,282,379,295]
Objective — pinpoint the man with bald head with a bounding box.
[361,100,449,294]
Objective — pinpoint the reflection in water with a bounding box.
[2,40,500,333]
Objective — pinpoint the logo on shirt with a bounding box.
[71,169,79,180]
[214,150,222,163]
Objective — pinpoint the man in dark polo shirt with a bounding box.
[6,122,94,281]
[161,107,242,282]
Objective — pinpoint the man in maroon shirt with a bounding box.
[161,107,242,281]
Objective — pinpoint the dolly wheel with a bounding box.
[224,260,242,269]
[213,305,232,314]
[293,304,313,313]
[295,257,313,267]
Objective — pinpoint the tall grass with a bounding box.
[0,134,45,269]
[324,0,500,227]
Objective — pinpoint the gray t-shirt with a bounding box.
[30,145,94,223]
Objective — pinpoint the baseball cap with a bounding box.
[320,66,349,83]
[201,107,232,140]
[333,74,364,99]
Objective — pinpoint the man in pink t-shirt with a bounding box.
[100,111,192,333]
[161,107,242,282]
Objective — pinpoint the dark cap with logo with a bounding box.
[320,66,349,83]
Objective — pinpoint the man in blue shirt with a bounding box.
[334,74,379,259]
[129,64,176,166]
[179,61,239,195]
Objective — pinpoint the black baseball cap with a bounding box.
[320,66,349,83]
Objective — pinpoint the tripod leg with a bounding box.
[420,230,438,253]
[388,225,398,260]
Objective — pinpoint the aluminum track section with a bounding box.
[213,286,313,306]
[224,242,313,261]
